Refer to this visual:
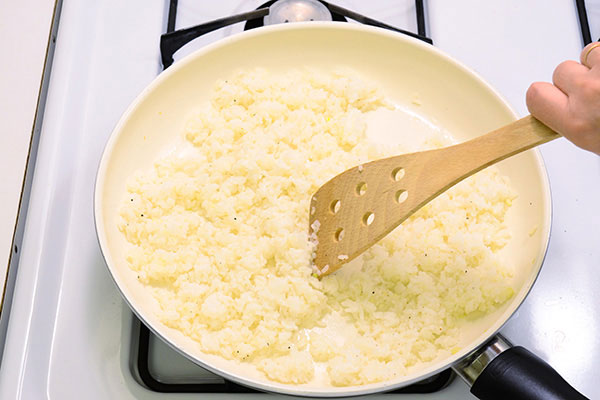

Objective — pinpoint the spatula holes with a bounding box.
[330,200,341,214]
[392,167,405,181]
[356,182,367,196]
[334,228,344,242]
[363,212,375,226]
[395,190,408,203]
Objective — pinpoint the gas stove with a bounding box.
[1,1,599,399]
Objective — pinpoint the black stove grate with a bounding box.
[159,0,432,68]
[575,0,595,45]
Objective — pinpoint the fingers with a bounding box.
[580,42,600,69]
[526,81,569,135]
[552,60,589,93]
[528,44,600,155]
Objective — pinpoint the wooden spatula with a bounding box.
[309,115,559,277]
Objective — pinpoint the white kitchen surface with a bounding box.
[0,0,57,310]
[0,0,599,399]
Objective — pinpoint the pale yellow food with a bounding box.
[119,68,516,386]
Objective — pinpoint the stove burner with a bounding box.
[265,0,332,25]
[245,0,346,31]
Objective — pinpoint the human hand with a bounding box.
[526,42,600,155]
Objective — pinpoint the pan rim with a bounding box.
[94,21,552,397]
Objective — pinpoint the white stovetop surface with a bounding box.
[0,0,56,313]
[0,1,599,399]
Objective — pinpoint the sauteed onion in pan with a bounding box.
[118,68,516,386]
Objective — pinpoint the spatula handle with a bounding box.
[397,115,559,221]
[441,115,559,181]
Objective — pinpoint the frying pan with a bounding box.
[94,23,588,399]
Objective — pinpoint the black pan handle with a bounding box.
[471,346,588,400]
[454,334,589,400]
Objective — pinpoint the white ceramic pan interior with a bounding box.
[94,23,551,397]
